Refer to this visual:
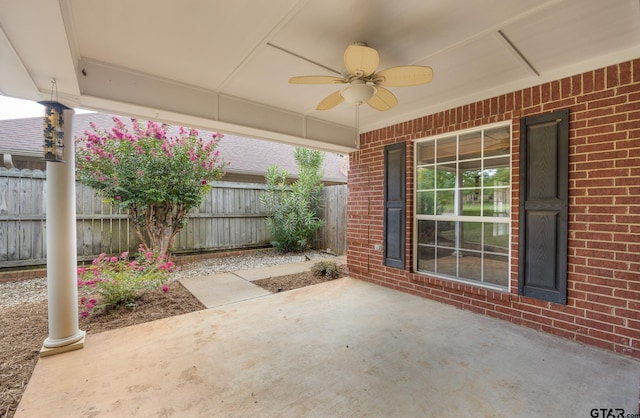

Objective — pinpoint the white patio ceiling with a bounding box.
[1,0,639,153]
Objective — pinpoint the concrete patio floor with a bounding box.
[17,277,640,417]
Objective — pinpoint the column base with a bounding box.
[40,332,86,357]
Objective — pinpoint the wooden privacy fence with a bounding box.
[315,184,348,255]
[0,168,347,268]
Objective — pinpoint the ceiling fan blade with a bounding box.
[372,65,433,87]
[289,75,346,84]
[317,90,344,110]
[344,44,379,78]
[367,86,398,111]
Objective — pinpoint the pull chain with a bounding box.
[355,104,360,149]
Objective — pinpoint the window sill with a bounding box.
[411,269,510,294]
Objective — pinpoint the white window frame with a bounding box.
[413,121,512,291]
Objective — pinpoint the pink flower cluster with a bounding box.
[77,277,100,287]
[79,297,98,318]
[158,261,175,271]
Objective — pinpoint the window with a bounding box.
[414,123,511,288]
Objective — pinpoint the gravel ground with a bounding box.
[0,249,330,309]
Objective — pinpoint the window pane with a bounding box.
[436,247,457,276]
[459,251,482,281]
[483,223,509,254]
[482,161,509,187]
[459,131,482,160]
[460,222,482,250]
[417,246,435,271]
[417,141,435,164]
[436,163,456,188]
[484,126,510,157]
[436,221,456,247]
[460,162,482,188]
[416,167,435,190]
[484,254,509,287]
[418,220,436,244]
[436,136,456,162]
[416,191,435,215]
[436,190,455,215]
[461,189,482,216]
[483,188,510,217]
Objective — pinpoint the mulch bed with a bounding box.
[253,271,342,293]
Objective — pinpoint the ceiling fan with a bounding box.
[289,41,433,111]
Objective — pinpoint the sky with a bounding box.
[0,95,93,120]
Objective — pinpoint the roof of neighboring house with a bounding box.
[0,113,348,183]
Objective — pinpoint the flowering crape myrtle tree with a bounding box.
[76,117,228,258]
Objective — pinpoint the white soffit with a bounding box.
[0,26,40,99]
[0,1,79,98]
[501,0,640,74]
[69,0,301,91]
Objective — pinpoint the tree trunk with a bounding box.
[129,203,189,260]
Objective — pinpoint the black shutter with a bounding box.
[384,142,406,268]
[518,109,569,304]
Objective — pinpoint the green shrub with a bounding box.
[310,260,342,280]
[261,147,325,252]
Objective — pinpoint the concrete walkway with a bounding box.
[179,257,346,308]
[17,268,640,417]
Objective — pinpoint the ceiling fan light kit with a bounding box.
[289,41,433,112]
[341,82,376,105]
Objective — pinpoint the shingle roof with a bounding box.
[0,113,347,183]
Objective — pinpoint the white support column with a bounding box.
[41,108,85,356]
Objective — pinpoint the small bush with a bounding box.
[310,260,342,280]
[77,246,176,316]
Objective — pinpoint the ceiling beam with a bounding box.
[77,59,356,153]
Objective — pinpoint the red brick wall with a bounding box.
[347,59,640,359]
